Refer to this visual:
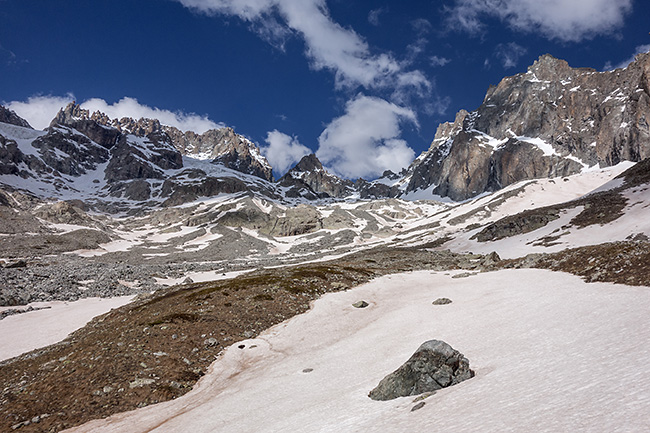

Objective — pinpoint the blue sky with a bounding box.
[1,0,649,179]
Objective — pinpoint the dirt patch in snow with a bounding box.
[516,241,650,286]
[472,189,628,242]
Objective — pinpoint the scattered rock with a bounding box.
[432,298,452,305]
[302,368,314,373]
[129,378,156,389]
[203,338,219,347]
[412,391,436,402]
[352,300,369,308]
[411,402,426,412]
[368,339,474,401]
[4,259,27,269]
[451,272,477,279]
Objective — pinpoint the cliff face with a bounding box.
[403,53,650,200]
[50,103,274,182]
[278,154,355,199]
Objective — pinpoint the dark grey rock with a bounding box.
[432,298,452,305]
[4,259,27,269]
[411,402,426,412]
[368,339,474,401]
[352,300,369,308]
[279,154,354,199]
[51,103,121,149]
[0,105,32,128]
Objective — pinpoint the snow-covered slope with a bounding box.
[65,270,650,433]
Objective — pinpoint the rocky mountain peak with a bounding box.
[279,153,354,199]
[50,103,121,149]
[526,54,577,81]
[0,106,32,129]
[292,153,323,172]
[47,103,273,181]
[403,50,650,200]
[51,102,89,126]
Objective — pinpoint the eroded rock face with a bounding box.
[279,154,354,198]
[404,52,650,200]
[368,339,474,401]
[53,104,273,181]
[50,104,120,149]
[0,106,32,129]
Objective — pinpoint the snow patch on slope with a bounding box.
[68,270,650,433]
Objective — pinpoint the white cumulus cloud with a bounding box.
[367,8,386,27]
[4,95,223,133]
[5,94,75,130]
[81,97,224,133]
[316,95,417,180]
[446,0,632,42]
[430,55,451,68]
[495,42,527,69]
[261,129,311,176]
[176,0,429,93]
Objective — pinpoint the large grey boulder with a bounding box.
[368,340,474,401]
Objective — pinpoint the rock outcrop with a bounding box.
[368,340,474,401]
[52,104,274,182]
[0,106,32,129]
[404,52,650,200]
[279,154,354,199]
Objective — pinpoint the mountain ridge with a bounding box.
[2,51,650,210]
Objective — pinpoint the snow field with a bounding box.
[0,296,135,362]
[67,269,650,433]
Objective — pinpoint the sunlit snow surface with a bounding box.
[0,296,134,362]
[66,270,650,433]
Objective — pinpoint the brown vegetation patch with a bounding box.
[506,241,650,286]
[472,189,628,242]
[0,246,492,433]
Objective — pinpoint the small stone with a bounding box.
[204,338,219,347]
[352,300,369,308]
[451,272,476,279]
[413,391,436,402]
[302,368,314,373]
[432,298,452,305]
[129,378,156,389]
[238,344,245,349]
[411,402,426,412]
[5,260,27,269]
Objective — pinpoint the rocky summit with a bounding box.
[401,53,650,200]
